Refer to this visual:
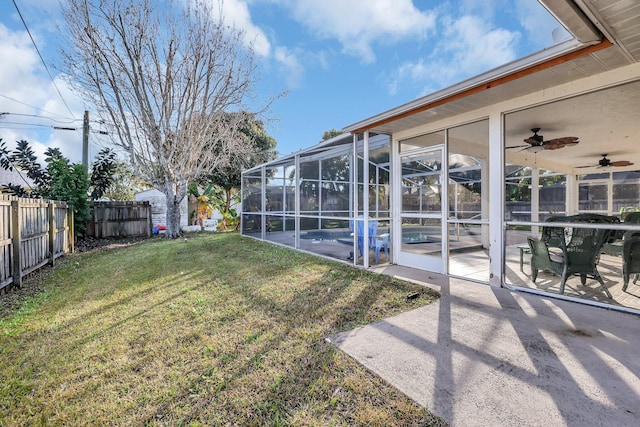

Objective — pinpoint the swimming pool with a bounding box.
[300,230,352,241]
[402,231,438,244]
[300,228,435,244]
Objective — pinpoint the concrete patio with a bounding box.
[329,265,640,426]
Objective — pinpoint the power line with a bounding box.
[1,96,112,127]
[0,119,108,135]
[0,121,83,134]
[0,112,79,124]
[12,0,77,120]
[0,121,70,129]
[0,93,72,119]
[0,125,64,132]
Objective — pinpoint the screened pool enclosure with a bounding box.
[242,78,640,313]
[242,133,392,269]
[242,123,493,279]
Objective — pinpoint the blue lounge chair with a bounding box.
[375,233,390,264]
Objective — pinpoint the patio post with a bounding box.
[488,113,504,286]
[363,131,370,269]
[566,174,578,216]
[295,154,300,250]
[532,168,540,236]
[352,134,358,266]
[261,165,267,240]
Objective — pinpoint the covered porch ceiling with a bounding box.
[504,79,640,174]
[342,0,640,174]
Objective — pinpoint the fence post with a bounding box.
[69,208,75,253]
[49,202,56,266]
[93,202,99,238]
[11,200,22,288]
[147,202,152,237]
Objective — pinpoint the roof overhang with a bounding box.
[342,0,637,137]
[344,38,612,135]
[539,0,602,44]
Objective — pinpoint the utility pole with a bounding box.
[82,110,89,173]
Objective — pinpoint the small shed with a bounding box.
[134,188,189,229]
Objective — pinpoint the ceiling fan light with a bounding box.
[526,145,545,154]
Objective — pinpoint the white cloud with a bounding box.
[206,0,309,90]
[41,75,88,163]
[459,0,502,19]
[274,0,437,64]
[438,15,519,75]
[274,46,304,88]
[385,78,398,97]
[212,0,272,57]
[0,23,86,163]
[0,24,47,107]
[386,14,519,96]
[513,0,570,46]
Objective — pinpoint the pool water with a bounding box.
[300,230,352,241]
[300,229,434,244]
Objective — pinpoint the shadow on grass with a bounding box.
[1,233,441,426]
[145,257,439,424]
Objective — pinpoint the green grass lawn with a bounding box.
[0,233,445,426]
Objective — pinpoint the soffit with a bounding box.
[574,0,640,61]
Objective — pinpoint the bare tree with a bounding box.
[59,0,262,237]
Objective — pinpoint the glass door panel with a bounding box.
[401,217,442,256]
[398,147,444,272]
[447,120,490,282]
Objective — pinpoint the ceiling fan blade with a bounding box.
[543,137,579,150]
[576,164,596,168]
[610,160,634,167]
[506,145,529,149]
[546,136,579,145]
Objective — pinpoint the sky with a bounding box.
[0,0,566,164]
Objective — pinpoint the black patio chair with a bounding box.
[602,211,640,256]
[623,236,640,291]
[528,214,618,298]
[622,211,640,224]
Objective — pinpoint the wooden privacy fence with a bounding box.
[87,201,152,238]
[0,195,73,291]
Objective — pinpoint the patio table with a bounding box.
[518,244,531,272]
